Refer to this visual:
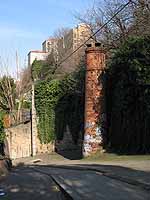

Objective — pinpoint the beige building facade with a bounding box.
[42,38,58,53]
[56,23,91,73]
[28,50,49,66]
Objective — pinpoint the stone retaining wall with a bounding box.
[4,122,53,159]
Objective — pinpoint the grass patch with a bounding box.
[83,151,150,162]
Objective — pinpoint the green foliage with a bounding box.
[0,114,5,143]
[107,36,150,153]
[0,76,16,112]
[31,59,45,80]
[35,65,85,144]
[31,53,56,81]
[22,101,31,109]
[35,79,61,143]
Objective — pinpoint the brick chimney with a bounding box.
[83,42,106,157]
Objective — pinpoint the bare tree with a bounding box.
[131,0,150,36]
[0,75,16,114]
[0,58,16,114]
[46,27,76,76]
[75,0,150,49]
[54,27,71,39]
[16,66,32,122]
[19,66,32,94]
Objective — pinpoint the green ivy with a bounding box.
[35,79,61,143]
[0,113,5,143]
[35,65,85,144]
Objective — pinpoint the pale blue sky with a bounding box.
[0,0,94,76]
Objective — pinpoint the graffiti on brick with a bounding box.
[84,134,102,143]
[85,121,95,129]
[83,143,92,154]
[96,127,102,136]
[83,133,103,155]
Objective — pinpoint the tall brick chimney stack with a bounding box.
[83,42,106,157]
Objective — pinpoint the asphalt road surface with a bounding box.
[1,165,150,200]
[0,166,67,200]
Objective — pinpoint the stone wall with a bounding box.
[55,126,83,153]
[4,122,53,159]
[5,123,32,159]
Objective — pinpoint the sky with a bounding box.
[0,0,94,76]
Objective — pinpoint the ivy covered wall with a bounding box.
[34,66,85,144]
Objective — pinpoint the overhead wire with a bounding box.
[51,0,132,74]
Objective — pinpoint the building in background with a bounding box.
[28,23,91,68]
[73,23,91,50]
[56,23,91,73]
[28,38,58,67]
[42,37,59,62]
[42,37,58,53]
[28,50,49,66]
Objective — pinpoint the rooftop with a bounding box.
[28,50,48,55]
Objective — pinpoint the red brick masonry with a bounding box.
[83,44,105,156]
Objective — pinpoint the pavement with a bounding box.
[13,153,150,190]
[44,162,150,190]
[1,153,150,200]
[33,166,150,200]
[0,166,66,200]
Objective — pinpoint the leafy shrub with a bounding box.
[107,36,150,153]
[0,114,5,143]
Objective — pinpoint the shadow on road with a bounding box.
[32,163,150,200]
[0,166,66,200]
[56,149,83,160]
[1,160,150,200]
[33,163,150,191]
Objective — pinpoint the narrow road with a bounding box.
[0,166,68,200]
[34,166,150,200]
[1,165,150,200]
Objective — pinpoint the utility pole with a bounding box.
[16,51,19,80]
[16,51,21,123]
[83,42,106,157]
